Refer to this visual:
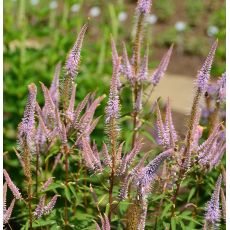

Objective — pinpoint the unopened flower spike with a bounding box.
[136,148,173,196]
[165,98,178,145]
[3,169,22,200]
[18,83,37,153]
[44,195,59,215]
[151,44,173,87]
[40,82,56,118]
[33,195,46,219]
[217,72,226,103]
[196,40,218,93]
[122,41,134,83]
[138,47,148,82]
[105,57,121,124]
[49,62,61,106]
[155,102,170,148]
[3,199,15,225]
[205,174,222,224]
[65,24,88,78]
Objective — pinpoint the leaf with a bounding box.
[180,215,202,225]
[187,187,196,202]
[32,220,56,227]
[171,217,177,230]
[161,203,173,218]
[98,194,108,206]
[179,219,186,230]
[69,183,78,200]
[64,186,71,202]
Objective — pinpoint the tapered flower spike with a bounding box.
[33,195,46,219]
[151,44,173,86]
[217,72,226,103]
[105,57,121,124]
[136,0,152,15]
[44,195,59,215]
[42,177,54,191]
[49,62,61,106]
[196,40,218,93]
[117,139,143,175]
[65,24,88,78]
[210,141,226,168]
[66,83,77,121]
[82,137,102,172]
[191,109,202,151]
[155,102,170,148]
[77,95,105,134]
[198,124,222,163]
[118,151,149,200]
[94,221,102,230]
[40,82,56,119]
[122,41,134,83]
[18,83,37,153]
[220,188,226,221]
[3,198,15,225]
[101,142,112,167]
[164,98,178,146]
[137,48,148,82]
[111,36,119,67]
[116,141,125,164]
[136,148,173,196]
[3,182,7,214]
[205,174,222,224]
[100,214,111,230]
[73,93,90,128]
[3,169,22,200]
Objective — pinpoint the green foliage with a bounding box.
[186,0,205,26]
[154,0,175,22]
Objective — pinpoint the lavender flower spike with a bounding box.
[3,199,15,225]
[42,177,54,191]
[217,72,226,103]
[205,174,222,224]
[137,48,148,82]
[155,102,170,148]
[151,44,173,87]
[122,42,134,83]
[105,57,121,124]
[33,195,46,219]
[136,148,173,196]
[136,0,152,15]
[18,83,37,153]
[196,40,218,93]
[65,24,88,78]
[49,62,61,106]
[3,169,22,200]
[44,195,59,215]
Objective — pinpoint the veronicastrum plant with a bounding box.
[3,0,226,229]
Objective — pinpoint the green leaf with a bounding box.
[161,203,173,218]
[64,186,71,202]
[98,194,108,206]
[171,217,177,230]
[32,220,56,227]
[180,215,202,225]
[187,187,196,202]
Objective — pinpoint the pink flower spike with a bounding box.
[3,199,15,225]
[65,24,88,78]
[3,169,22,200]
[196,40,218,93]
[151,44,173,86]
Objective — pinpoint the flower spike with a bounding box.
[196,40,218,93]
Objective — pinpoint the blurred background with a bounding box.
[4,0,225,153]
